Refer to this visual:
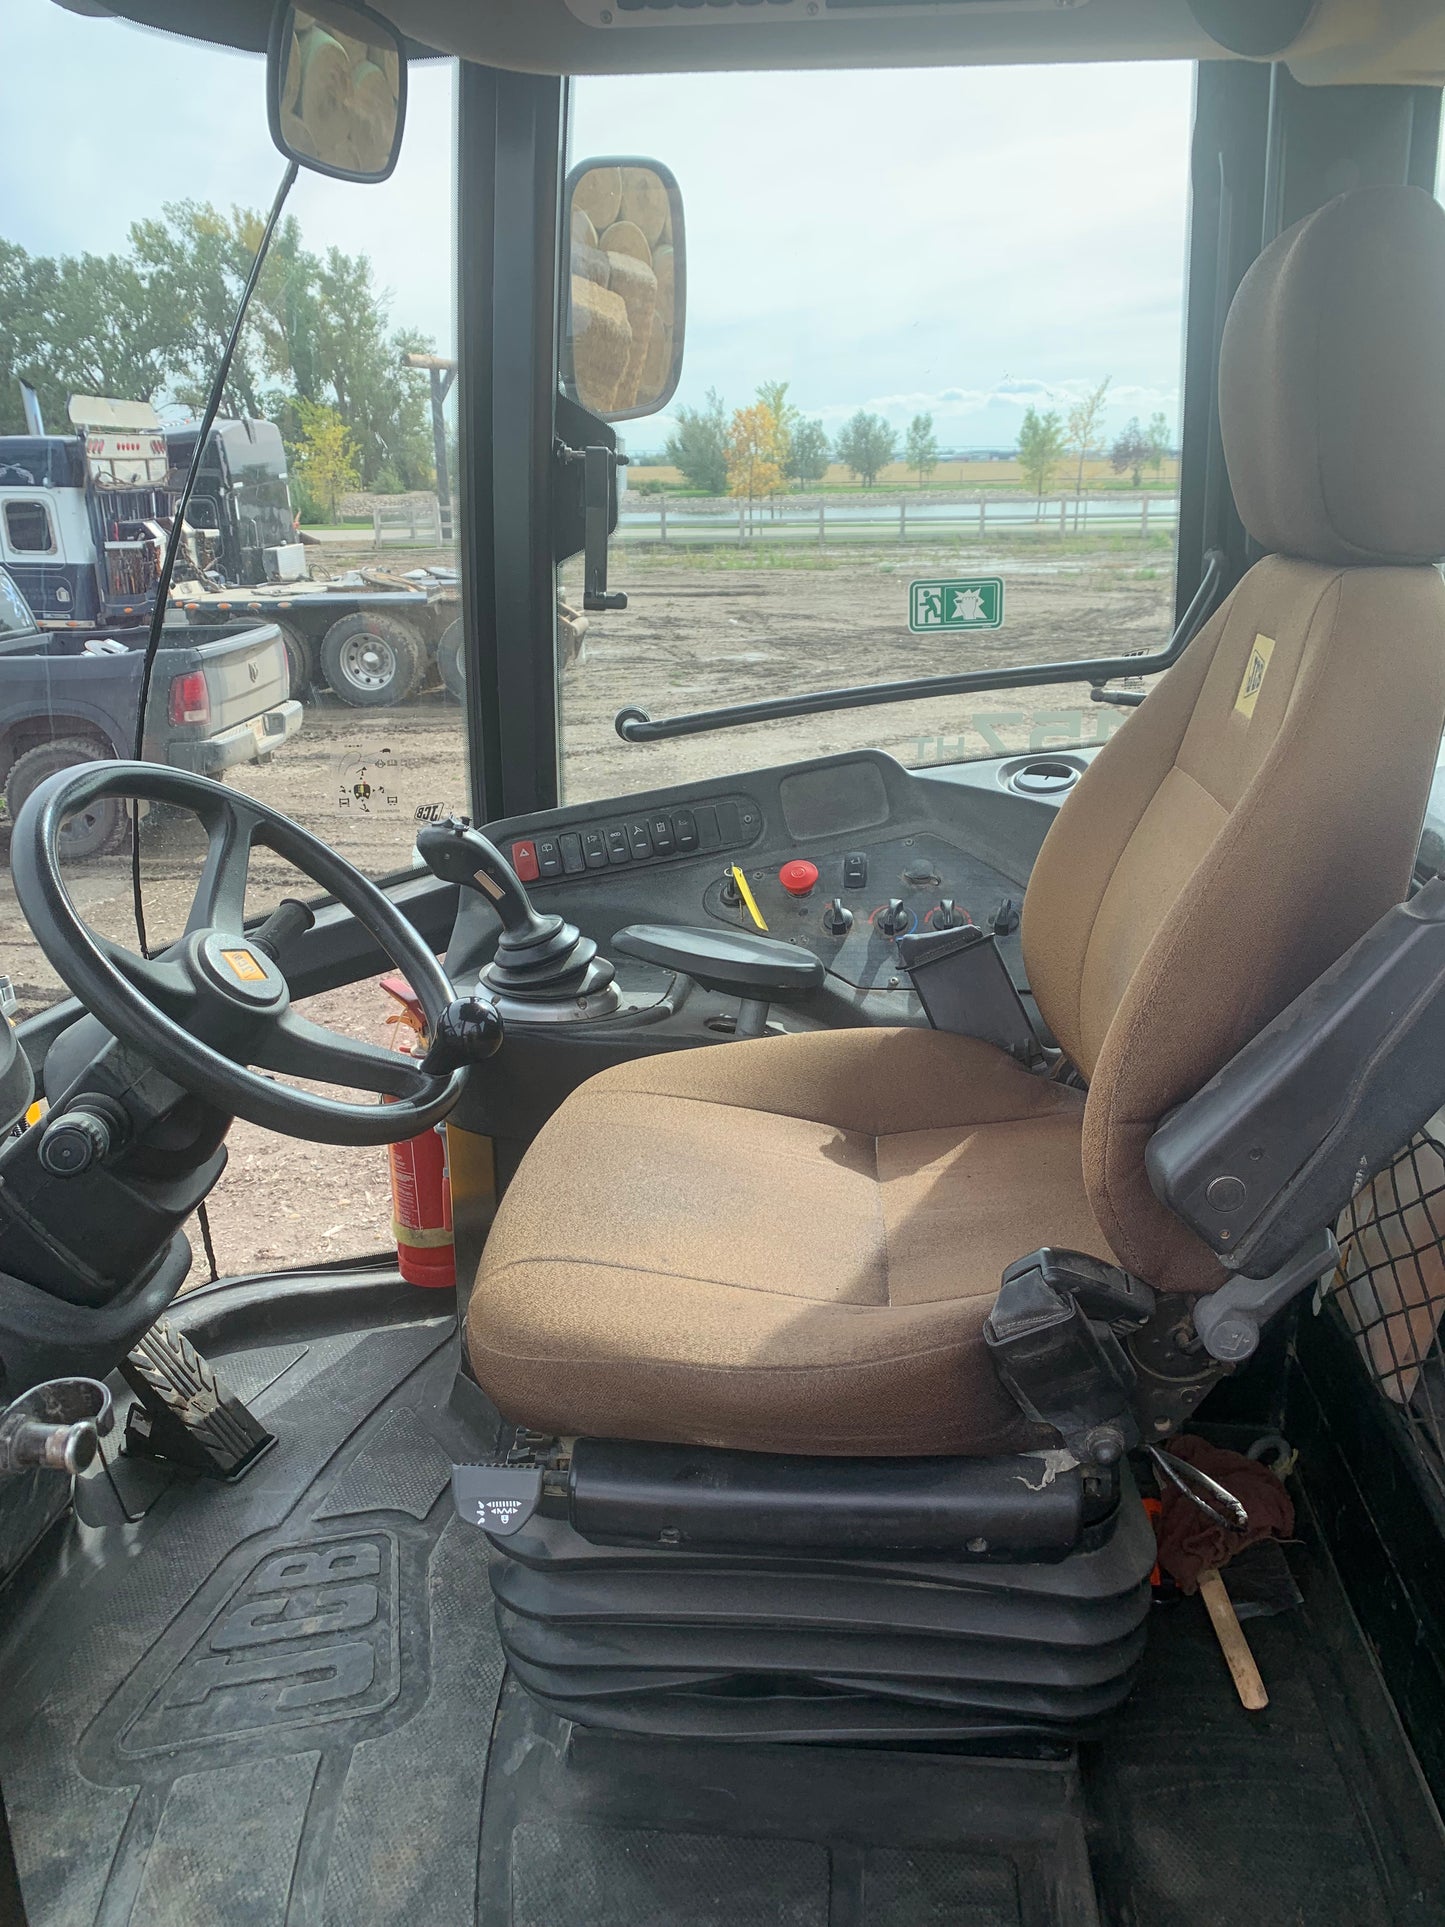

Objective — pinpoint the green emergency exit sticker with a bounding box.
[909,577,1004,633]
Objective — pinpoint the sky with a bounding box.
[3,1,1195,453]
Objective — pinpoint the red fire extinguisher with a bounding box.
[380,973,455,1289]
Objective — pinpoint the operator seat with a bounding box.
[468,184,1445,1462]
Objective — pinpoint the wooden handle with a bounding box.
[1198,1567,1269,1710]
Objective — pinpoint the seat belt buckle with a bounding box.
[984,1248,1157,1467]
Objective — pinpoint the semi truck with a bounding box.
[0,393,457,707]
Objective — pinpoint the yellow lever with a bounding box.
[731,864,768,932]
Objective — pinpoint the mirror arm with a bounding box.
[557,440,629,613]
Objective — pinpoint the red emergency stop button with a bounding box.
[511,839,540,883]
[779,859,819,897]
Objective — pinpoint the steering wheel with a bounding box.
[11,762,468,1147]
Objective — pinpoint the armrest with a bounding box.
[611,923,825,1003]
[1146,875,1445,1280]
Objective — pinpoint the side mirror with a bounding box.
[564,157,686,422]
[267,0,407,183]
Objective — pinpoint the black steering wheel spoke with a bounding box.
[92,935,197,1023]
[185,798,260,938]
[10,762,470,1147]
[250,1010,436,1101]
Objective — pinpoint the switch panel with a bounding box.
[510,793,762,884]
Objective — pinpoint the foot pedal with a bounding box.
[120,1321,275,1479]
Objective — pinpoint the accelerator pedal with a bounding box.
[120,1321,275,1480]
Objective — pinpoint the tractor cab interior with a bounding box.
[7,2,1445,1923]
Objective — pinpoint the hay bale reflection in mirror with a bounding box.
[567,164,680,417]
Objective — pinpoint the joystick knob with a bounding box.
[877,898,912,937]
[822,897,853,936]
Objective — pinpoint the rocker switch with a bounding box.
[844,852,868,891]
[511,840,540,883]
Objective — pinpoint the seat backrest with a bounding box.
[1022,183,1445,1297]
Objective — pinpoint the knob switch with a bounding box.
[932,898,962,931]
[878,898,912,937]
[822,897,853,935]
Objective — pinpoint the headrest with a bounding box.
[1219,184,1445,567]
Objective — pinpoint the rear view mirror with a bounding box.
[564,158,686,422]
[267,0,406,183]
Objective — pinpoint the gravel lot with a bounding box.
[2,547,1172,1282]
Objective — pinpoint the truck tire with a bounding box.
[437,617,465,701]
[5,738,127,862]
[277,620,318,701]
[320,612,423,707]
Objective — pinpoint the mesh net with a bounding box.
[1332,1130,1445,1482]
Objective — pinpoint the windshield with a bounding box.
[557,62,1191,802]
[2,1,463,1276]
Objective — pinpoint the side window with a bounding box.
[557,64,1193,803]
[4,501,56,555]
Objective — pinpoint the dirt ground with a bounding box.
[1,547,1172,1284]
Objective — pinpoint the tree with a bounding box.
[291,399,360,522]
[787,417,830,488]
[1145,411,1171,480]
[1110,417,1152,488]
[904,412,939,489]
[835,410,896,487]
[725,400,786,506]
[755,379,797,485]
[664,387,729,494]
[1017,405,1066,501]
[1066,376,1110,495]
[0,203,438,493]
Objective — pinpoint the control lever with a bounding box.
[932,898,963,931]
[417,818,616,1007]
[877,898,911,938]
[822,897,853,936]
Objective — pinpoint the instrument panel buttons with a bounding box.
[606,827,631,864]
[536,836,563,879]
[627,820,653,860]
[843,852,868,890]
[511,839,540,883]
[582,829,608,870]
[560,832,586,877]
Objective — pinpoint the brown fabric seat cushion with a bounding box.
[468,1028,1110,1456]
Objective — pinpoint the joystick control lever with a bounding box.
[417,818,617,1011]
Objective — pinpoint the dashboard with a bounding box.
[448,747,1081,1010]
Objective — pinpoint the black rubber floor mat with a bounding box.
[477,1679,1099,1927]
[1084,1521,1445,1927]
[0,1295,504,1927]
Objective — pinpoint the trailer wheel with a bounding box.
[320,612,423,707]
[277,621,318,701]
[5,738,128,861]
[437,618,465,701]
